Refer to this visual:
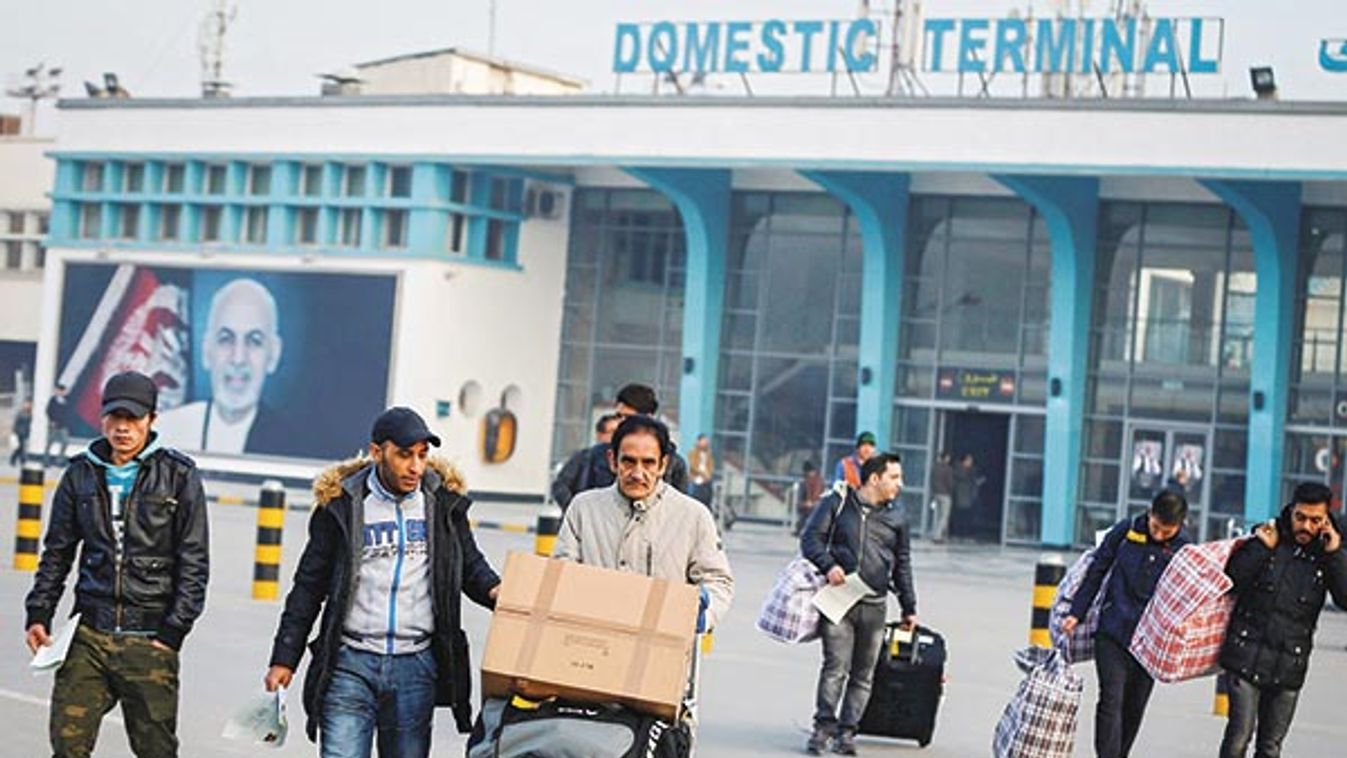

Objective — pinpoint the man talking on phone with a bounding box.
[1217,482,1347,758]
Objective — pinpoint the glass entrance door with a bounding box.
[1123,424,1211,539]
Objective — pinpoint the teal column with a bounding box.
[1202,180,1302,524]
[268,162,295,245]
[801,171,909,448]
[407,162,445,255]
[995,175,1099,547]
[624,167,730,452]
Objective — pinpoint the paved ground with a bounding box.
[2,466,1346,756]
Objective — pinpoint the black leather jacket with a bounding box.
[1220,504,1347,690]
[24,436,210,650]
[800,486,917,616]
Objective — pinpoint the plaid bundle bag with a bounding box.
[1049,548,1112,664]
[755,556,827,644]
[992,646,1083,758]
[1129,538,1245,683]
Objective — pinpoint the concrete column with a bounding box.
[994,175,1099,547]
[1202,180,1302,524]
[801,170,909,448]
[623,168,731,452]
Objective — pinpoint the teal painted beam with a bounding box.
[800,170,909,450]
[624,167,730,453]
[994,174,1099,547]
[1202,179,1302,526]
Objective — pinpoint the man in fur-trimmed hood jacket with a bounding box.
[264,407,500,757]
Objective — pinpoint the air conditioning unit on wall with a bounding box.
[525,184,566,220]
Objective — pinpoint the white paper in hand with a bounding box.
[811,573,875,624]
[222,687,288,747]
[30,613,81,676]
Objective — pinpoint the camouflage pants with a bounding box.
[50,625,179,758]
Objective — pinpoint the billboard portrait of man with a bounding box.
[58,262,398,461]
[156,277,300,456]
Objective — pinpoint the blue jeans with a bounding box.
[1093,633,1155,758]
[1219,672,1301,758]
[813,600,887,734]
[320,645,437,758]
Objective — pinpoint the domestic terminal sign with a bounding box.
[612,18,880,74]
[611,15,1224,76]
[922,15,1223,74]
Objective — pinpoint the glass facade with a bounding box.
[895,196,1050,543]
[551,189,686,461]
[551,182,1345,545]
[1080,202,1253,543]
[715,192,861,520]
[1284,207,1347,512]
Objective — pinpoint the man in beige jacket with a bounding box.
[553,415,733,630]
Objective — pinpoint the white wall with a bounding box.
[0,138,55,344]
[54,99,1347,180]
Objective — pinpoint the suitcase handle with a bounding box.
[883,622,927,665]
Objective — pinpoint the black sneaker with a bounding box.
[805,728,831,755]
[833,730,857,756]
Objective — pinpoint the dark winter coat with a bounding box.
[1069,513,1189,647]
[268,457,500,741]
[1220,504,1347,690]
[800,486,917,616]
[24,436,210,650]
[550,441,690,509]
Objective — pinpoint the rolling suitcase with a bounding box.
[857,623,945,747]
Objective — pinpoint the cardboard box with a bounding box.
[481,551,699,721]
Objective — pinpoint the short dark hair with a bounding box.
[860,451,902,485]
[55,383,66,391]
[595,413,621,434]
[1150,490,1189,525]
[1293,482,1333,508]
[615,383,659,415]
[610,415,672,459]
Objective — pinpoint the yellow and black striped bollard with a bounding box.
[13,464,44,571]
[535,506,562,557]
[252,481,285,600]
[1213,672,1230,716]
[1030,555,1066,648]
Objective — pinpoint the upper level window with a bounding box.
[450,171,469,204]
[200,206,223,242]
[79,204,101,239]
[124,163,145,193]
[301,164,324,197]
[164,163,186,193]
[248,164,272,196]
[159,205,181,241]
[116,204,140,239]
[295,208,320,245]
[338,208,362,246]
[205,164,228,195]
[343,165,367,197]
[387,166,412,198]
[5,212,23,234]
[81,162,105,192]
[381,210,408,249]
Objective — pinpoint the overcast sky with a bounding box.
[0,1,1342,123]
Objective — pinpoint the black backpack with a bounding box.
[467,697,691,758]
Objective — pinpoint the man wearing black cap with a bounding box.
[265,406,501,757]
[24,370,210,757]
[833,431,877,488]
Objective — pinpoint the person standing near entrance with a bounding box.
[688,433,715,507]
[1061,490,1189,758]
[1217,482,1347,758]
[801,452,917,756]
[951,453,981,529]
[24,371,210,758]
[10,399,32,466]
[45,383,72,466]
[929,452,954,543]
[833,431,877,488]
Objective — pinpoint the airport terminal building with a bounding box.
[33,93,1347,546]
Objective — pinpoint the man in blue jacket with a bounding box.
[1062,490,1189,758]
[801,452,917,756]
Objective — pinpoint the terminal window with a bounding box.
[164,163,186,193]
